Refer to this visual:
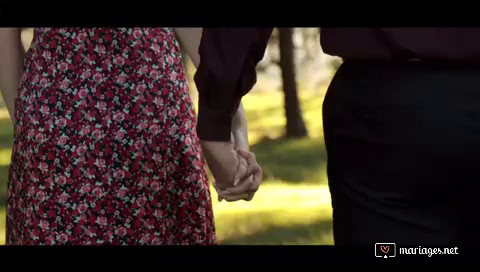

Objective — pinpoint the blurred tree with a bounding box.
[328,54,343,72]
[256,29,280,72]
[297,28,320,68]
[279,28,308,138]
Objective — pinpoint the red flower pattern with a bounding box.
[7,28,216,245]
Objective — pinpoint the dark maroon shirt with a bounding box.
[194,27,480,141]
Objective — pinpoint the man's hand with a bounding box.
[216,149,263,202]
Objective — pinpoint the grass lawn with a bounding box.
[0,87,332,245]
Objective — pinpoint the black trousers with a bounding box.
[323,61,480,246]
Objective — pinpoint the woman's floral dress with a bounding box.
[6,28,217,245]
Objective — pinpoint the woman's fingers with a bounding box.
[224,175,253,195]
[213,182,230,202]
[212,182,224,202]
[221,192,250,202]
[215,178,251,202]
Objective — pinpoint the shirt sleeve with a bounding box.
[194,28,273,141]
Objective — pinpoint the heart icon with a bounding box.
[380,246,390,254]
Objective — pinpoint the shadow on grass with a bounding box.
[251,137,328,184]
[0,118,13,149]
[246,105,283,125]
[220,218,333,245]
[0,164,9,211]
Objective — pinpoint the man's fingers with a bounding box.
[237,149,254,161]
[243,164,263,201]
[239,159,262,191]
[232,155,248,186]
[236,148,251,157]
[223,164,262,199]
[237,149,259,179]
[252,164,263,190]
[215,149,263,202]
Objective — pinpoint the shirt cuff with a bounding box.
[196,94,234,142]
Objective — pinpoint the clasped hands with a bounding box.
[200,140,262,202]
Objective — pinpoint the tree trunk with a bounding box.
[278,28,308,138]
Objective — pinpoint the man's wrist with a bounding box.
[231,130,249,151]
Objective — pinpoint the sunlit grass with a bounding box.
[0,207,4,245]
[211,182,333,244]
[0,114,13,148]
[252,137,327,184]
[211,182,331,213]
[0,161,9,215]
[0,148,12,167]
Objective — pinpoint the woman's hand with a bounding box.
[0,28,24,125]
